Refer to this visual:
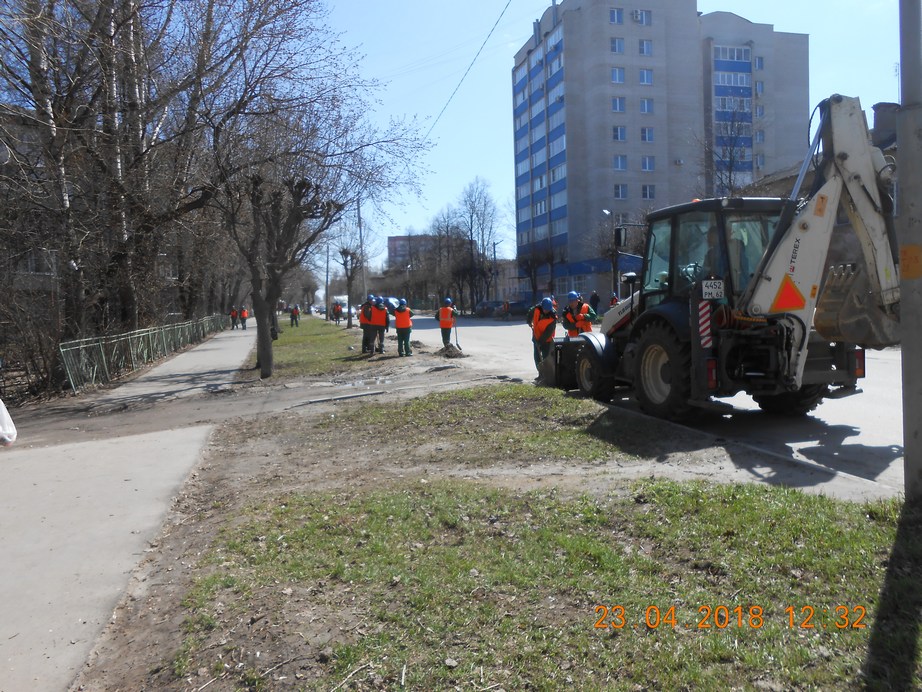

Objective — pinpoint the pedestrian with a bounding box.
[370,297,390,353]
[527,297,557,371]
[438,297,459,347]
[229,306,238,330]
[610,292,619,308]
[502,299,511,321]
[290,304,300,327]
[359,294,375,353]
[394,298,413,356]
[561,290,595,339]
[332,302,343,325]
[239,306,249,329]
[589,290,601,315]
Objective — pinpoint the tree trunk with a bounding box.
[252,291,274,378]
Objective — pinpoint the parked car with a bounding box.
[494,301,529,319]
[474,300,503,317]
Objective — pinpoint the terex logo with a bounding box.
[789,238,801,274]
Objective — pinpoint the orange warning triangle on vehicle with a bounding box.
[770,274,807,312]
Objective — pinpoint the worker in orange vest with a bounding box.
[561,291,595,339]
[527,297,558,370]
[239,306,249,330]
[394,298,413,356]
[438,297,459,347]
[370,297,390,353]
[359,294,375,353]
[229,306,238,330]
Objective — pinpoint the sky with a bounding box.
[325,0,901,264]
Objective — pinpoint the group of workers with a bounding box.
[228,306,249,329]
[357,294,416,356]
[527,290,598,370]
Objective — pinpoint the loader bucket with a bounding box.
[814,263,901,348]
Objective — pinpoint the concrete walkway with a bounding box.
[0,327,256,692]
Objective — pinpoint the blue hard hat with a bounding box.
[541,297,553,311]
[367,294,375,301]
[567,290,580,301]
[444,297,452,305]
[399,298,407,306]
[375,297,383,305]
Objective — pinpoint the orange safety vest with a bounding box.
[563,302,592,336]
[359,302,372,325]
[370,305,388,327]
[394,307,412,329]
[240,308,248,319]
[531,307,557,343]
[230,309,238,318]
[438,306,456,329]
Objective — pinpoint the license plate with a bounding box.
[702,279,724,299]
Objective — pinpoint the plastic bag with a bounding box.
[0,397,17,447]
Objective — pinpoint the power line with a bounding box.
[422,0,515,143]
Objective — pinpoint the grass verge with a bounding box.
[243,316,364,379]
[177,478,915,689]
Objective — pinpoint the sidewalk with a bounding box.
[0,327,256,692]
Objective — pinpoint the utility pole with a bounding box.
[492,240,502,301]
[897,0,922,500]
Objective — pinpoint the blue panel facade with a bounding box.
[713,59,751,73]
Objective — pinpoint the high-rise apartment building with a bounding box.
[512,1,808,301]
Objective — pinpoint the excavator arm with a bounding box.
[738,95,900,387]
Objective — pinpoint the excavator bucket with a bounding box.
[814,263,901,348]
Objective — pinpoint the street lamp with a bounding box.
[405,264,412,301]
[602,209,621,299]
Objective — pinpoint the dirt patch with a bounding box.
[68,349,760,691]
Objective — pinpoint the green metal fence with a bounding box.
[58,315,228,394]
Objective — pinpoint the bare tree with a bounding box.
[456,177,498,309]
[701,99,755,196]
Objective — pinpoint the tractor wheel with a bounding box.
[753,384,829,416]
[633,323,693,421]
[576,345,615,402]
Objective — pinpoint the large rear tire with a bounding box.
[576,345,615,402]
[753,384,828,416]
[633,323,693,421]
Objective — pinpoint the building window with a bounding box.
[517,183,530,200]
[516,136,529,154]
[532,174,547,192]
[548,108,565,130]
[756,153,765,168]
[515,112,528,129]
[534,199,548,216]
[530,99,545,119]
[755,80,764,96]
[551,218,568,236]
[514,63,527,83]
[636,9,652,25]
[532,149,547,167]
[639,68,653,86]
[531,120,546,143]
[613,154,627,170]
[755,104,765,118]
[517,207,531,223]
[516,160,529,176]
[611,67,625,84]
[514,90,527,107]
[547,54,563,78]
[613,125,626,141]
[641,155,655,172]
[547,26,562,49]
[639,39,652,56]
[612,96,626,112]
[714,72,751,87]
[551,190,567,209]
[548,135,566,157]
[640,126,654,142]
[640,97,654,114]
[610,8,623,24]
[547,82,565,102]
[530,46,544,68]
[713,46,751,62]
[755,129,765,143]
[754,56,764,70]
[551,162,567,182]
[611,37,624,53]
[534,224,549,241]
[714,96,751,112]
[613,184,627,199]
[642,184,655,200]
